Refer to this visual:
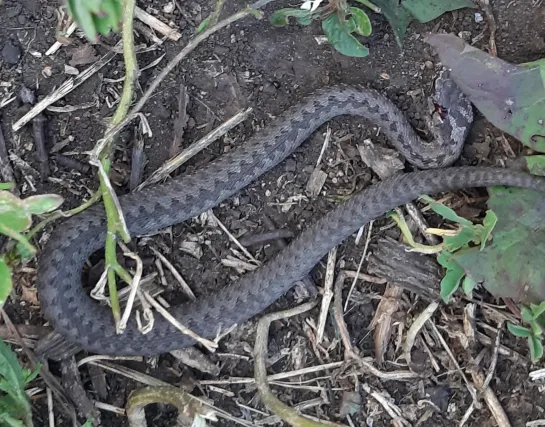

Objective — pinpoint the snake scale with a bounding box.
[35,75,545,359]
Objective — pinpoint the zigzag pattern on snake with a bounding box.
[35,79,545,360]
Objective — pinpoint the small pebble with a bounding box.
[424,60,434,70]
[474,12,483,23]
[163,1,175,13]
[2,41,21,65]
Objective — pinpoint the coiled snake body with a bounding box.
[36,76,545,359]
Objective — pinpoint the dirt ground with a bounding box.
[2,0,545,426]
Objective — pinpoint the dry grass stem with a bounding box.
[371,284,403,365]
[315,127,332,168]
[200,361,345,385]
[403,301,439,365]
[13,46,119,131]
[138,106,253,189]
[143,292,218,351]
[150,247,196,300]
[471,371,511,427]
[317,247,337,343]
[117,243,144,334]
[428,322,479,405]
[134,6,182,41]
[170,348,220,375]
[344,221,374,311]
[94,401,126,415]
[208,211,259,264]
[77,355,143,368]
[45,21,77,56]
[361,384,410,426]
[47,388,54,427]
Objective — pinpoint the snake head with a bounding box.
[426,68,474,150]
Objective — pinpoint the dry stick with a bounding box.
[118,243,144,333]
[47,387,54,427]
[138,107,253,189]
[143,292,217,351]
[12,47,119,131]
[332,271,418,381]
[134,6,182,41]
[170,84,189,158]
[344,221,373,311]
[476,0,497,56]
[208,211,259,264]
[46,22,77,56]
[403,301,439,365]
[150,247,196,300]
[0,120,16,186]
[254,300,346,427]
[316,248,337,343]
[200,361,346,385]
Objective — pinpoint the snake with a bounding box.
[35,72,545,360]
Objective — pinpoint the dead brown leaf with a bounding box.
[68,45,99,67]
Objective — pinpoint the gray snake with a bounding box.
[35,77,545,359]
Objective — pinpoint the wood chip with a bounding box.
[305,167,327,197]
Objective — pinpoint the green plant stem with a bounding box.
[26,191,101,240]
[388,211,443,254]
[99,0,138,329]
[0,225,36,259]
[126,386,215,426]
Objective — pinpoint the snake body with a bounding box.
[35,81,545,359]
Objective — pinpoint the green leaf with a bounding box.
[322,13,369,58]
[420,195,473,226]
[23,364,40,385]
[270,8,313,26]
[461,275,477,295]
[66,0,122,40]
[451,186,545,304]
[521,306,535,323]
[531,321,543,336]
[0,412,25,427]
[22,194,63,215]
[443,226,480,253]
[401,0,475,23]
[426,34,545,152]
[0,191,32,233]
[0,340,26,393]
[349,7,372,36]
[71,0,98,41]
[0,183,14,191]
[0,340,32,423]
[531,301,545,319]
[0,258,12,309]
[371,0,413,47]
[480,210,497,250]
[507,322,533,338]
[524,155,545,176]
[529,335,544,361]
[196,16,211,33]
[438,251,464,302]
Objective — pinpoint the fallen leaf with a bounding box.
[425,33,545,152]
[68,44,99,67]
